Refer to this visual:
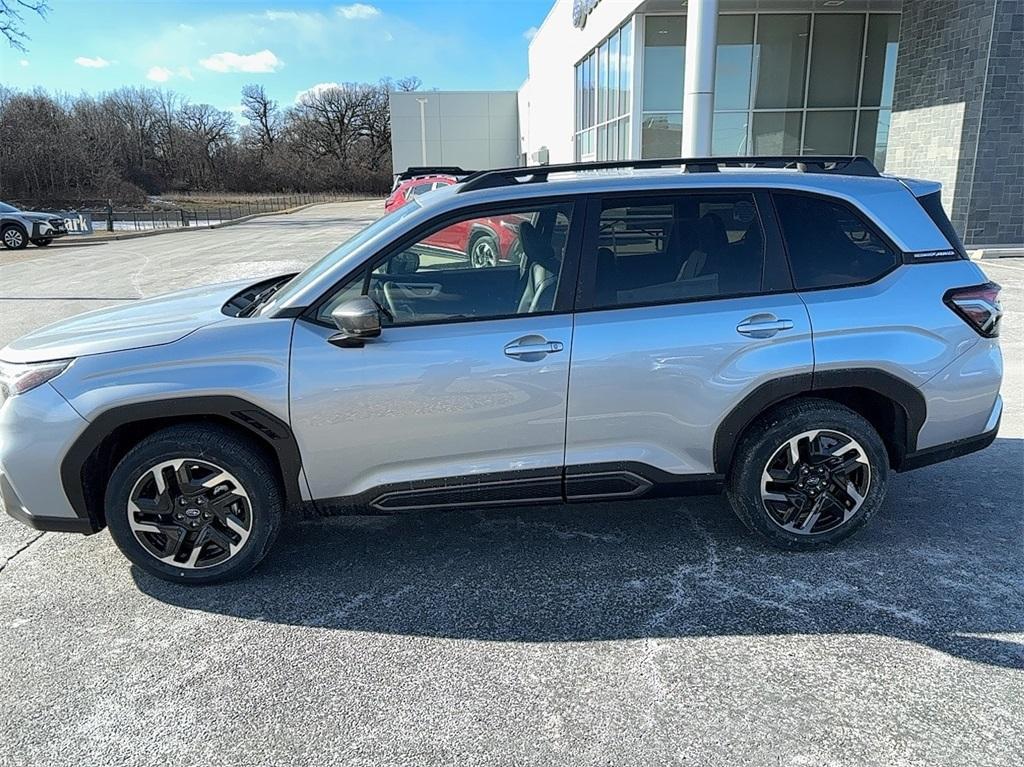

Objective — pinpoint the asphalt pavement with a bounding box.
[0,202,1021,766]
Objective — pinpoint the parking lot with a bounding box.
[0,201,1021,766]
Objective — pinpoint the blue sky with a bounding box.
[1,1,552,112]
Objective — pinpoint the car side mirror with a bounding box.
[328,297,382,347]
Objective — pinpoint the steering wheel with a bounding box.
[369,281,399,323]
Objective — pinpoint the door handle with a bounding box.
[504,336,564,359]
[736,314,794,339]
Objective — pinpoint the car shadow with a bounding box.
[136,438,1024,669]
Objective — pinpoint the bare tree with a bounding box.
[0,78,401,203]
[176,103,234,187]
[394,76,422,92]
[240,84,280,157]
[0,0,48,51]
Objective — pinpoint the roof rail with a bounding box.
[396,166,476,182]
[457,155,879,193]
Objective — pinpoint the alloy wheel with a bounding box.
[3,228,25,248]
[759,429,871,535]
[470,237,498,268]
[127,458,253,569]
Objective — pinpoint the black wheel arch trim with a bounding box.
[59,395,305,529]
[713,369,927,474]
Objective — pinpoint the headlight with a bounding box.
[0,359,72,406]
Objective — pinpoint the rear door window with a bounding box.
[587,192,766,309]
[773,193,899,289]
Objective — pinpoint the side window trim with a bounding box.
[574,187,784,313]
[770,189,904,293]
[303,195,585,328]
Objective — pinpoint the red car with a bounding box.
[385,174,524,268]
[384,174,457,213]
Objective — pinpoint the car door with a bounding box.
[564,190,814,495]
[290,199,582,511]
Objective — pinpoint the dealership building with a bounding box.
[391,0,1022,248]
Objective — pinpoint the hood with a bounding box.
[1,278,261,364]
[19,211,62,222]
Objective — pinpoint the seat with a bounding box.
[679,213,729,281]
[517,222,560,314]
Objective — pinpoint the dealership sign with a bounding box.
[61,211,93,235]
[572,0,603,29]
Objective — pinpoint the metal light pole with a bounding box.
[682,0,719,156]
[416,97,428,165]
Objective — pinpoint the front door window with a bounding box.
[318,202,574,325]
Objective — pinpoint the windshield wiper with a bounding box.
[240,284,282,317]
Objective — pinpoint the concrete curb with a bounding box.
[970,246,1024,260]
[47,199,376,248]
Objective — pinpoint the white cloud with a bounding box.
[199,49,282,73]
[177,66,194,81]
[336,3,380,20]
[523,26,538,41]
[264,10,307,22]
[74,56,112,68]
[294,82,341,103]
[146,66,173,83]
[18,59,29,67]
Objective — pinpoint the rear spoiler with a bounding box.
[896,177,968,260]
[394,166,476,183]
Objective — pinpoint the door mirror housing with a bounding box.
[328,297,382,347]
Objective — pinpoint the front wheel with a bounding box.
[2,225,28,250]
[105,424,283,584]
[726,398,889,549]
[468,233,499,268]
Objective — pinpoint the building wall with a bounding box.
[389,91,520,173]
[519,0,643,164]
[969,0,1024,246]
[886,0,1023,246]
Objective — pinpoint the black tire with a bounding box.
[31,238,53,247]
[2,225,28,250]
[467,231,499,268]
[726,397,889,550]
[105,424,283,584]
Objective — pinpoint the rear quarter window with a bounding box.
[915,191,968,259]
[773,193,900,290]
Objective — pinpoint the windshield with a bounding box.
[0,202,19,213]
[257,201,421,316]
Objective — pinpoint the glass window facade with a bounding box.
[712,11,899,168]
[574,18,634,161]
[575,11,900,167]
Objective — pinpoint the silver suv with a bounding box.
[0,157,1003,584]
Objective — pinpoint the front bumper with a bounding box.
[0,382,98,533]
[30,220,68,240]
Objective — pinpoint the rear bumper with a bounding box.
[899,395,1001,471]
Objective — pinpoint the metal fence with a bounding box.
[71,193,340,235]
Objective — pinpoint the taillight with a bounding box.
[944,282,1002,337]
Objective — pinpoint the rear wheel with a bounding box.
[105,424,283,584]
[2,225,28,250]
[726,398,888,549]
